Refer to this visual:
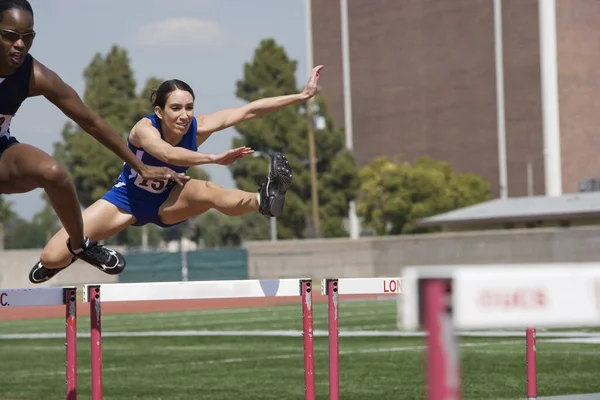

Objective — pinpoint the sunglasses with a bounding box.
[0,28,35,44]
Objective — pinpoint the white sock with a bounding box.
[257,193,261,204]
[71,237,89,254]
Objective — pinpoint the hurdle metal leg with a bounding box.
[300,279,316,400]
[88,285,103,400]
[325,278,340,400]
[526,327,537,400]
[423,279,462,400]
[63,287,78,400]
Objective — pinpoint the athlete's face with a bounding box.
[0,9,35,74]
[156,89,194,135]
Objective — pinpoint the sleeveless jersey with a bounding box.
[0,53,34,139]
[116,113,198,195]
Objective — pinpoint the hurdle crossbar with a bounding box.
[83,279,315,400]
[322,277,403,400]
[0,286,77,400]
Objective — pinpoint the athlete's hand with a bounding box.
[213,147,255,166]
[139,165,190,186]
[300,65,324,100]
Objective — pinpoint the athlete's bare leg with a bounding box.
[40,199,136,269]
[0,143,87,249]
[158,179,259,225]
[159,151,293,225]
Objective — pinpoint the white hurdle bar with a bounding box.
[83,279,316,400]
[0,286,77,400]
[402,264,600,400]
[322,277,403,400]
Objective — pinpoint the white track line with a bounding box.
[544,337,600,344]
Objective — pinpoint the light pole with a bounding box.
[340,0,360,239]
[526,151,545,197]
[305,0,321,238]
[539,0,562,196]
[494,0,508,199]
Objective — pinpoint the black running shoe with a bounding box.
[258,152,293,218]
[29,256,77,284]
[67,237,126,275]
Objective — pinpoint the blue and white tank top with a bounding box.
[116,113,198,194]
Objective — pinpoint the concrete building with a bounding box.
[309,0,600,198]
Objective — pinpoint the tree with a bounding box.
[187,210,271,248]
[357,156,492,235]
[230,39,359,239]
[0,196,15,250]
[53,46,138,206]
[4,217,47,249]
[32,195,60,243]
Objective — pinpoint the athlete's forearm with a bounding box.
[243,93,307,118]
[33,61,148,175]
[85,116,147,173]
[164,147,216,167]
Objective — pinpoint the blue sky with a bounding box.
[8,0,311,219]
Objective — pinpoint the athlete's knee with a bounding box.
[40,245,72,269]
[39,160,70,188]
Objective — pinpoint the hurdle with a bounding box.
[402,264,600,400]
[0,286,77,399]
[322,277,402,400]
[83,279,315,400]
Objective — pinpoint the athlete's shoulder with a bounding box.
[144,113,161,128]
[133,115,160,133]
[27,56,68,97]
[129,115,161,148]
[29,55,50,78]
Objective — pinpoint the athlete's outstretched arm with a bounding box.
[197,65,324,138]
[30,59,189,186]
[131,118,254,167]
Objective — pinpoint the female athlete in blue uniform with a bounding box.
[0,0,188,277]
[29,65,324,283]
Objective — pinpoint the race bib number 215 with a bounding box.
[133,174,176,194]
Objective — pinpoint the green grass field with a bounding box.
[1,298,600,399]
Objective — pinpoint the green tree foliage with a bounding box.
[0,196,15,249]
[32,197,60,243]
[230,39,359,239]
[187,209,271,248]
[3,217,47,249]
[1,194,61,250]
[357,156,492,235]
[53,46,139,206]
[0,196,13,222]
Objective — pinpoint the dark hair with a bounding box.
[0,0,33,23]
[150,79,195,109]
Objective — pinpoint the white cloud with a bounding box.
[132,18,226,48]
